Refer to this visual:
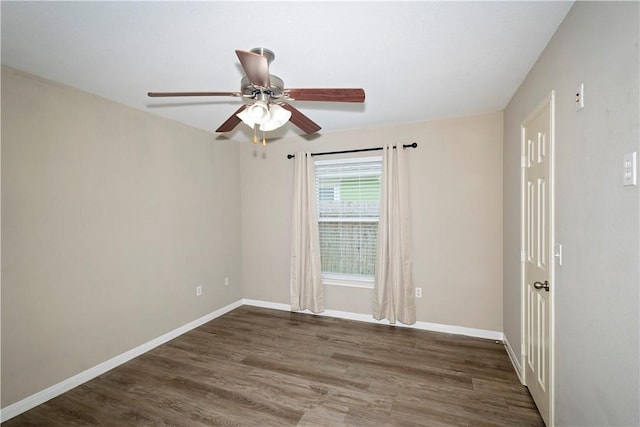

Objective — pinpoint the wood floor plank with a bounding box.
[122,357,304,425]
[3,306,543,426]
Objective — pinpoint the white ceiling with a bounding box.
[1,1,573,141]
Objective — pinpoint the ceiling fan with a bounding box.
[148,48,365,143]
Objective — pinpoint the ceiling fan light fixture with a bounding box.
[237,102,292,133]
[236,108,253,128]
[237,100,271,127]
[260,104,292,132]
[247,100,270,124]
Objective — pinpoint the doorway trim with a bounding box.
[520,90,555,426]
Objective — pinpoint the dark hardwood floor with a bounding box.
[3,306,543,426]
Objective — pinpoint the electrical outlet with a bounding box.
[196,285,202,297]
[575,83,584,111]
[415,287,422,298]
[224,277,229,287]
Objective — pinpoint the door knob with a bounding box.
[533,280,550,292]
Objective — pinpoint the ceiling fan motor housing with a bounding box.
[240,75,284,100]
[240,48,283,101]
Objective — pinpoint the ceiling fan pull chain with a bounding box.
[262,131,266,146]
[252,125,258,144]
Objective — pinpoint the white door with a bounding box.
[522,92,554,426]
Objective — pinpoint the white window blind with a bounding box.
[315,156,382,284]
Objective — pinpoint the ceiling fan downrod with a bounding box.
[250,47,275,65]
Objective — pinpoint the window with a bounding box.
[315,156,382,287]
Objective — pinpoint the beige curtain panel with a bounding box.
[373,144,416,324]
[289,152,324,313]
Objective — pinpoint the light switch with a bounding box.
[623,152,637,186]
[554,243,563,266]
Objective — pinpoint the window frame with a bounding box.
[315,155,382,289]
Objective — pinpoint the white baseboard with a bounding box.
[0,299,243,423]
[243,299,290,312]
[242,299,504,341]
[504,334,524,384]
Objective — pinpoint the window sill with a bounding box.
[322,276,374,289]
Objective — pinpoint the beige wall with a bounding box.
[240,112,503,332]
[503,2,639,425]
[1,67,243,407]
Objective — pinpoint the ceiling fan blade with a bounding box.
[235,50,270,88]
[215,104,249,133]
[284,88,365,102]
[279,103,321,135]
[148,91,242,97]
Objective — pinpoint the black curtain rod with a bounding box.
[286,142,417,159]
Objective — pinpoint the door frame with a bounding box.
[520,90,555,426]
